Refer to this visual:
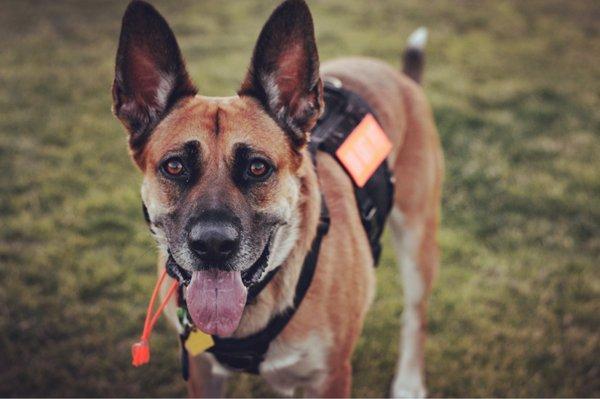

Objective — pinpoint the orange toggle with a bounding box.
[131,269,178,367]
[131,339,150,366]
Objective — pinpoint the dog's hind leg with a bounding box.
[389,208,438,398]
[187,354,228,398]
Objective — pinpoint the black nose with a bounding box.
[188,222,240,264]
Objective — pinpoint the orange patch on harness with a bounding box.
[335,114,392,187]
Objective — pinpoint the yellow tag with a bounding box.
[185,330,214,356]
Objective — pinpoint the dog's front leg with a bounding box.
[187,354,228,398]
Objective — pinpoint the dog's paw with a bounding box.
[390,377,427,398]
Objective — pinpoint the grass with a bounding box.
[1,0,599,397]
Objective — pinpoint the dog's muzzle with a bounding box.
[167,232,273,290]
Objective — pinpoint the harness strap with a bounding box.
[311,79,394,264]
[206,202,329,374]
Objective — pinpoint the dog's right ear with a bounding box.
[112,1,196,157]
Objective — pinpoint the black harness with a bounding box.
[311,79,395,264]
[166,79,394,377]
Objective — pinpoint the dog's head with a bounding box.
[112,0,322,335]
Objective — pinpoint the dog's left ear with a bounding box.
[239,0,323,147]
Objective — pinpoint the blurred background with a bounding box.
[1,0,599,397]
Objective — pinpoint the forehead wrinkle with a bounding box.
[150,100,210,140]
[215,106,221,137]
[146,98,225,165]
[219,97,290,159]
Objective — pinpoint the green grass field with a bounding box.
[1,0,599,397]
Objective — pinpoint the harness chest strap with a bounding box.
[204,207,329,374]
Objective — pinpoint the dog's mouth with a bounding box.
[167,234,273,288]
[166,234,273,337]
[241,234,272,287]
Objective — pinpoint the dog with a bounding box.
[112,0,443,397]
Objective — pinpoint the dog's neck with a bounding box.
[232,148,321,338]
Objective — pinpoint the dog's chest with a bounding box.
[258,332,331,396]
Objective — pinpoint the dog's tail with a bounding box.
[402,27,428,84]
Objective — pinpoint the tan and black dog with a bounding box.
[112,0,443,397]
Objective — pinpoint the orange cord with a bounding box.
[132,269,179,367]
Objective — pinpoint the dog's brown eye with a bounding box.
[164,158,184,176]
[247,159,270,179]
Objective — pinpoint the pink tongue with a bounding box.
[186,269,247,337]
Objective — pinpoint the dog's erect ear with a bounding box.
[239,0,323,147]
[112,0,197,154]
